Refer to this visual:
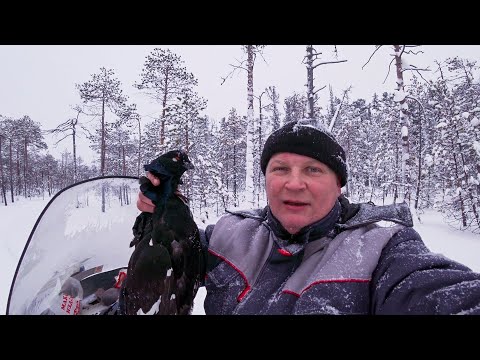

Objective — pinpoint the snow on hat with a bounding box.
[260,119,348,187]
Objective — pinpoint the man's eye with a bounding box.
[272,167,288,172]
[307,167,322,173]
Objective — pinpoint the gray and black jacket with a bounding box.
[200,197,480,315]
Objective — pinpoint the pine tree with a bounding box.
[135,48,198,146]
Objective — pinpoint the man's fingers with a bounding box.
[137,191,155,213]
[138,191,154,206]
[137,172,158,213]
[146,172,160,186]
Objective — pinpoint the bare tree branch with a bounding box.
[414,69,430,83]
[313,85,327,96]
[221,65,247,85]
[362,45,383,70]
[312,59,347,70]
[402,65,430,73]
[79,124,93,138]
[404,49,424,55]
[302,50,323,63]
[221,58,248,85]
[53,134,71,145]
[256,49,268,66]
[328,86,352,132]
[400,62,431,83]
[383,57,396,84]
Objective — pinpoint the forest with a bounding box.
[0,45,479,234]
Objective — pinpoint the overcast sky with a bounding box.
[1,45,480,163]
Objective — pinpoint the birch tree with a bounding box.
[222,45,266,206]
[0,117,7,205]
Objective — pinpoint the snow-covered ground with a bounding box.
[1,191,479,315]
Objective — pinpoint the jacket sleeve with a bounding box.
[371,227,480,314]
[198,224,219,287]
[202,224,224,271]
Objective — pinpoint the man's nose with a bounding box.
[284,171,306,190]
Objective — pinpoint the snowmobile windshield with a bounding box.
[7,176,140,315]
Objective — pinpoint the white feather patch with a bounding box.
[137,295,162,315]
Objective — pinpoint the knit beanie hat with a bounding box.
[260,119,348,187]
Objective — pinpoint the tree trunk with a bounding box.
[122,145,126,176]
[137,119,142,177]
[456,128,480,229]
[257,92,265,207]
[101,98,106,176]
[102,183,106,213]
[0,136,7,205]
[233,141,237,208]
[244,45,255,206]
[72,125,77,183]
[47,170,51,197]
[16,145,21,196]
[9,139,13,203]
[119,185,123,206]
[23,138,28,197]
[306,45,315,119]
[345,131,350,197]
[414,110,423,210]
[394,45,411,202]
[160,75,169,146]
[101,98,106,211]
[450,137,467,227]
[393,138,399,205]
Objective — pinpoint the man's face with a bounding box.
[265,152,341,235]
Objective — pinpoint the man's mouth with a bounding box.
[283,200,308,207]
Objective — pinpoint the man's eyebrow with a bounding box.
[304,161,323,166]
[269,159,287,165]
[270,158,326,168]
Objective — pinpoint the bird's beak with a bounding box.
[184,161,194,170]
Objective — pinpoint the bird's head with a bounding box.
[141,150,194,206]
[145,149,194,179]
[158,150,194,176]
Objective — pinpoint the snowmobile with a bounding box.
[6,176,141,315]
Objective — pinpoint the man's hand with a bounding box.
[136,172,160,213]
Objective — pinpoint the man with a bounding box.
[137,119,480,314]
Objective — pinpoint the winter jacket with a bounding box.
[199,198,480,315]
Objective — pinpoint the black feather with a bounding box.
[120,150,204,315]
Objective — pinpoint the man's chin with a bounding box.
[281,218,310,235]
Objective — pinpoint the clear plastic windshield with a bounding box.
[7,177,140,315]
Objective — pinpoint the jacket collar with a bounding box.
[265,200,341,243]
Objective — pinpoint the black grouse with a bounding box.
[120,150,204,315]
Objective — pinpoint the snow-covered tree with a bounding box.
[76,67,128,177]
[135,48,198,146]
